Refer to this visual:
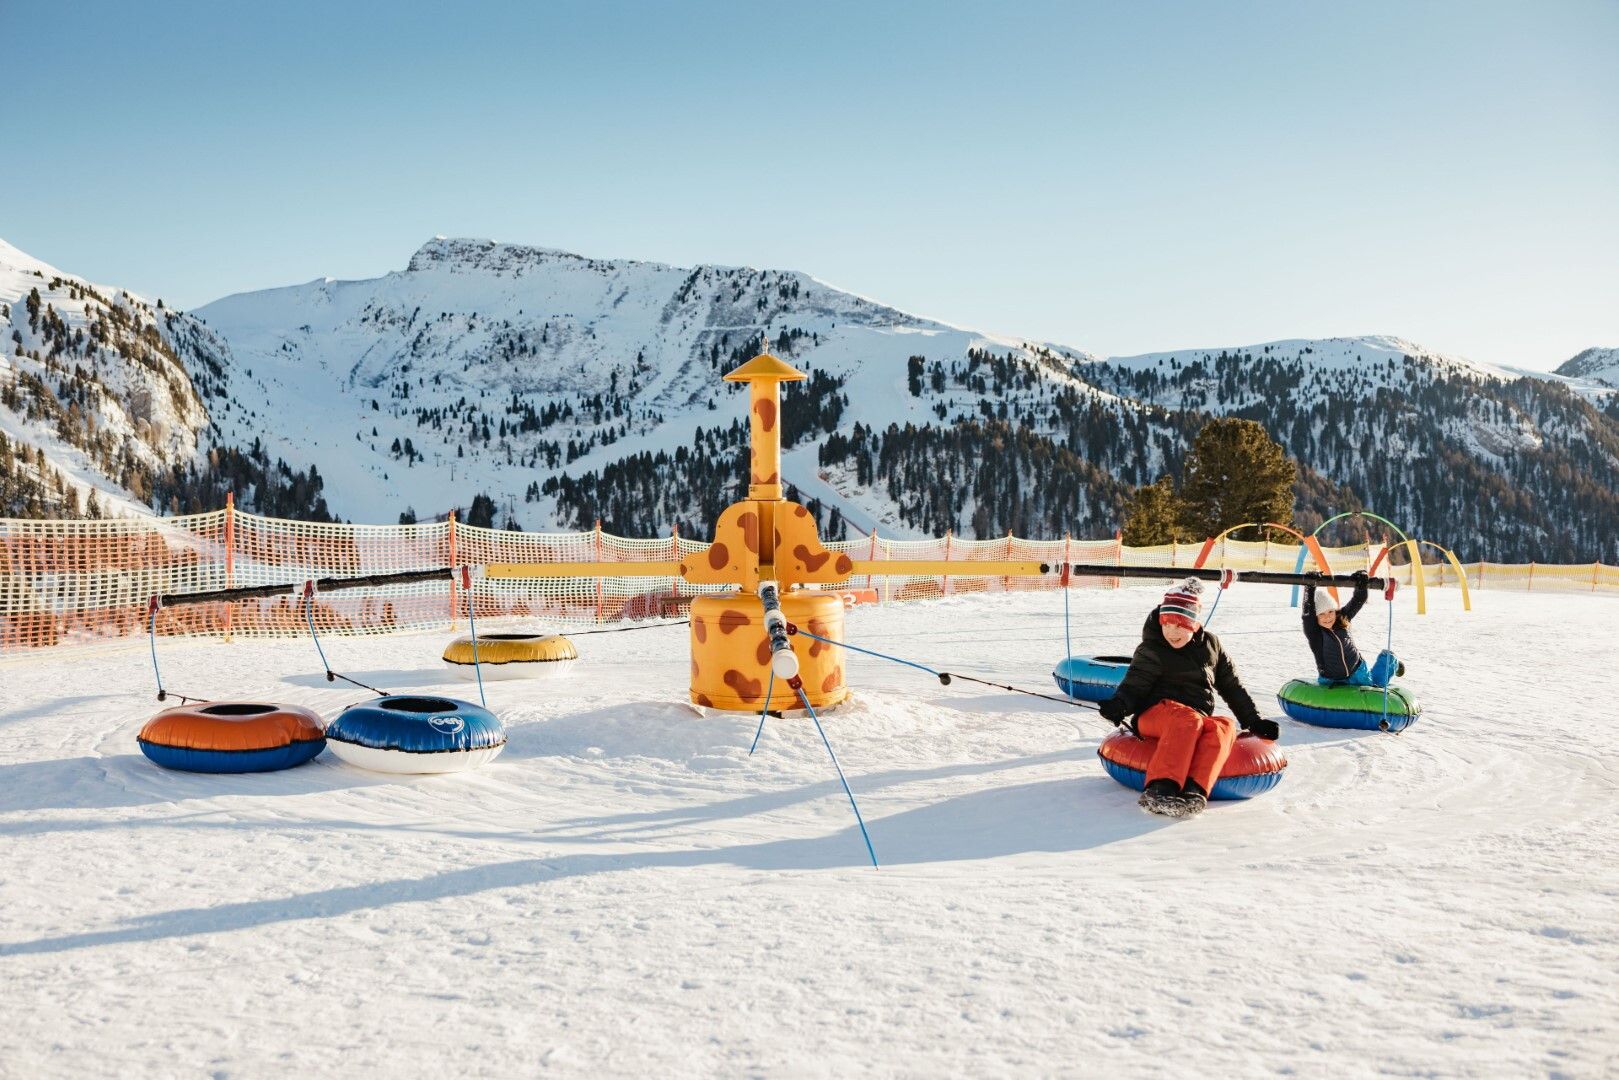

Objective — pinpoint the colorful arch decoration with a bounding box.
[1193,521,1339,605]
[1292,511,1411,611]
[1418,540,1471,612]
[1293,511,1469,616]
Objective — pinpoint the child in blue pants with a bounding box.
[1302,571,1405,688]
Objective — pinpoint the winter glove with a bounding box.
[1098,696,1129,727]
[1351,570,1369,584]
[1241,717,1280,741]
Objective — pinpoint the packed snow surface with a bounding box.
[2,586,1616,1078]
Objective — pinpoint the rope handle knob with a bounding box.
[1384,577,1398,601]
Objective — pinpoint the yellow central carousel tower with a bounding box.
[683,354,853,711]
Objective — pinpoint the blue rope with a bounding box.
[1062,574,1072,662]
[148,603,165,699]
[792,628,943,679]
[304,588,388,696]
[464,575,487,709]
[796,685,879,870]
[749,671,774,755]
[305,591,335,677]
[1202,587,1226,629]
[1381,596,1395,727]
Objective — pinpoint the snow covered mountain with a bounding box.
[1556,346,1619,389]
[191,236,1125,537]
[5,235,1618,562]
[0,239,329,521]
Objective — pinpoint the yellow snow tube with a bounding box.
[442,633,578,681]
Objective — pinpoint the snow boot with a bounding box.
[1396,661,1407,677]
[1138,779,1184,816]
[1174,781,1209,817]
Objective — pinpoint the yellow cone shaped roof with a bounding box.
[724,353,806,382]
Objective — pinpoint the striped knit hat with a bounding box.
[1158,577,1204,631]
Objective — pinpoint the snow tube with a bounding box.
[137,701,325,773]
[1097,729,1287,800]
[1053,655,1131,702]
[1277,679,1420,733]
[324,695,505,774]
[442,632,577,681]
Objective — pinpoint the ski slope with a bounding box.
[1,585,1615,1078]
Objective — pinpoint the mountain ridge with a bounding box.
[5,235,1617,561]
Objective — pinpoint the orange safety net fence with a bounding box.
[2,511,1612,653]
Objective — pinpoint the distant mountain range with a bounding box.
[3,235,1616,562]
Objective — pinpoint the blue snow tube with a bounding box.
[1053,655,1131,702]
[324,695,506,774]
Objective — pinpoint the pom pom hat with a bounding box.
[1158,577,1205,631]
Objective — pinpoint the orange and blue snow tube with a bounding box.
[138,702,326,773]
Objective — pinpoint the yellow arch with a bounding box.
[1419,540,1471,612]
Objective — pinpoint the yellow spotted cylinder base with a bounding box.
[689,592,847,711]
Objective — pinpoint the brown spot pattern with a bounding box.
[834,554,853,575]
[724,669,763,702]
[794,545,830,572]
[708,542,730,571]
[754,397,777,433]
[693,618,708,644]
[805,618,832,656]
[691,658,700,680]
[718,608,750,635]
[755,637,772,666]
[739,511,759,554]
[822,667,843,694]
[694,693,714,708]
[792,504,809,518]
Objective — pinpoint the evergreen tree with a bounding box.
[1175,418,1296,539]
[1122,475,1187,545]
[465,492,497,527]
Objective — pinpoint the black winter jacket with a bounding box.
[1302,579,1368,681]
[1105,609,1263,729]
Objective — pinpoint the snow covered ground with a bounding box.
[2,584,1616,1078]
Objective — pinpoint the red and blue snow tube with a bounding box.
[137,702,326,773]
[1097,728,1287,800]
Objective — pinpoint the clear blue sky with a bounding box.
[6,0,1616,370]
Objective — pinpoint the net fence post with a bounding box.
[224,492,235,643]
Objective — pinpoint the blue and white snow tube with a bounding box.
[1053,655,1131,702]
[325,695,506,774]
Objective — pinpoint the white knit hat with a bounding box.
[1313,586,1339,614]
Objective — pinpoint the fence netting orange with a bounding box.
[2,511,1612,653]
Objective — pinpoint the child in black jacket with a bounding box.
[1100,578,1277,817]
[1302,570,1404,687]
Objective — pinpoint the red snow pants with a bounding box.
[1137,700,1237,793]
